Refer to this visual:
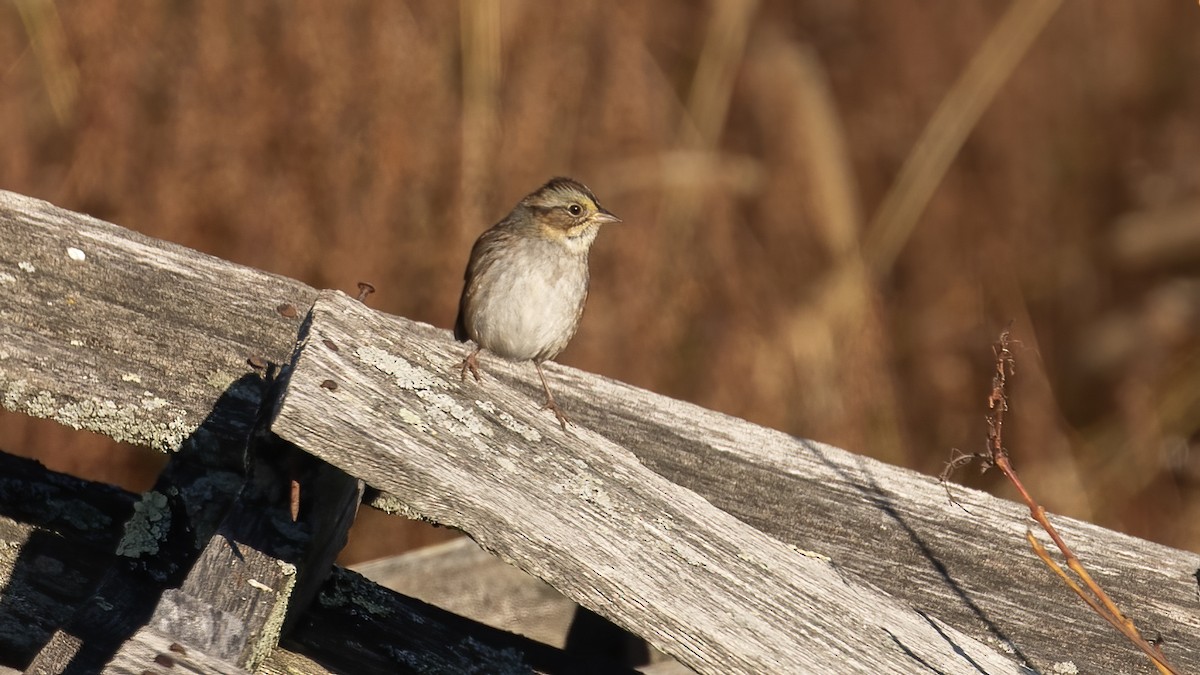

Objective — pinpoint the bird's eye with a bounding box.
[567,204,583,216]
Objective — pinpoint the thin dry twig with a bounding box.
[938,448,980,513]
[944,326,1178,675]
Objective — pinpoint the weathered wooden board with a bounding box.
[102,631,251,675]
[352,537,577,650]
[409,315,1200,674]
[271,290,1025,674]
[542,355,1200,674]
[280,566,642,675]
[353,536,685,670]
[0,189,317,453]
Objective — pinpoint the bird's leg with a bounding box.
[535,362,569,431]
[459,347,483,382]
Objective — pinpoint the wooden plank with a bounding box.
[130,528,297,668]
[104,631,251,675]
[280,566,643,675]
[352,537,577,649]
[354,537,676,669]
[541,352,1200,674]
[0,189,318,452]
[271,290,1025,674]
[3,192,1192,671]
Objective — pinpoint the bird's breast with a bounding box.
[467,241,589,362]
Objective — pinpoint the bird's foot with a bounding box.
[535,362,569,431]
[541,397,570,431]
[459,348,483,383]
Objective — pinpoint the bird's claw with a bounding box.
[459,350,482,383]
[541,398,570,431]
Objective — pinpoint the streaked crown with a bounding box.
[522,177,619,232]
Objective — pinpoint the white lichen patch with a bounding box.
[398,407,430,433]
[57,398,191,451]
[67,247,86,261]
[1,377,28,410]
[0,378,193,452]
[69,339,83,347]
[358,345,445,391]
[561,471,613,510]
[141,393,169,410]
[247,578,274,592]
[414,389,492,438]
[356,346,493,436]
[788,544,832,563]
[205,369,237,391]
[121,373,142,383]
[475,400,541,442]
[117,491,171,557]
[0,272,15,284]
[17,261,35,273]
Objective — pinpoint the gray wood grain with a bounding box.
[352,537,577,650]
[281,565,641,675]
[271,290,1026,675]
[352,537,685,670]
[105,630,251,675]
[541,352,1200,675]
[0,189,317,452]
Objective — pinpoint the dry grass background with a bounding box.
[1,1,1199,565]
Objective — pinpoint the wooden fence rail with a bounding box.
[1,189,1198,673]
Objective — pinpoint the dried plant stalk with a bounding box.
[945,327,1177,675]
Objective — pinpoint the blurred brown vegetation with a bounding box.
[2,1,1199,564]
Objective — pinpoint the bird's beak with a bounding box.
[592,209,621,224]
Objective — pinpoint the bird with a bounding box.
[455,177,620,430]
